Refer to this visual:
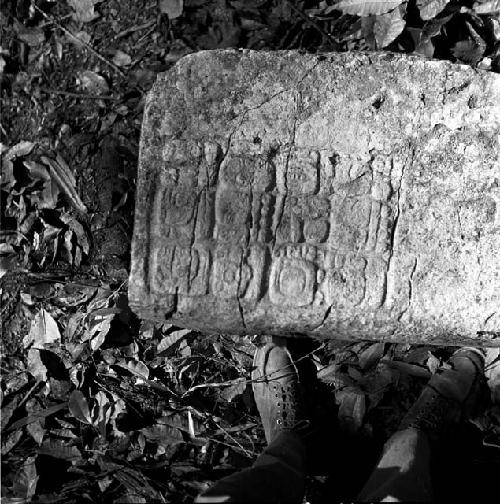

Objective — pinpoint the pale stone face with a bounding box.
[129,50,500,346]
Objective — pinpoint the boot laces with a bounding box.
[272,381,308,430]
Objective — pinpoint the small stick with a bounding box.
[181,343,326,396]
[114,20,155,40]
[40,88,118,101]
[17,381,43,408]
[33,5,126,79]
[136,24,157,45]
[38,13,73,28]
[210,417,254,458]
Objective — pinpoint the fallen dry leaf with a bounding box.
[158,0,184,19]
[24,309,61,349]
[27,349,48,382]
[426,352,440,374]
[221,378,247,402]
[68,0,101,23]
[5,403,68,433]
[140,423,184,447]
[69,390,93,425]
[76,70,110,95]
[157,328,192,355]
[38,438,82,460]
[41,155,88,213]
[26,420,45,445]
[359,342,385,370]
[1,429,23,455]
[381,358,431,379]
[13,20,45,46]
[112,50,132,67]
[67,30,92,48]
[117,359,150,380]
[12,456,38,500]
[337,387,366,433]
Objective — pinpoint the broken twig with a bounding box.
[33,5,127,79]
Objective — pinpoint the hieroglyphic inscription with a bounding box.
[157,187,198,245]
[269,244,325,307]
[149,243,211,296]
[149,139,404,311]
[276,195,330,244]
[270,255,316,307]
[150,143,277,302]
[211,245,242,298]
[267,243,368,309]
[214,190,250,244]
[240,244,266,300]
[215,153,277,244]
[323,253,367,308]
[327,153,392,254]
[149,140,220,296]
[150,244,190,295]
[189,245,211,295]
[210,152,278,300]
[276,150,320,195]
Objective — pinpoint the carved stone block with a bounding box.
[129,50,500,346]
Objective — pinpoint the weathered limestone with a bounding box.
[129,50,500,346]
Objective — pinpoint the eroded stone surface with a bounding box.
[129,50,500,346]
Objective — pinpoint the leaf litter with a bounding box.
[1,0,500,502]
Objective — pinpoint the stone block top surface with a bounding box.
[129,50,500,346]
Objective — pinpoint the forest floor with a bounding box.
[1,1,500,502]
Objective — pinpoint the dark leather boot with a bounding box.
[399,348,489,443]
